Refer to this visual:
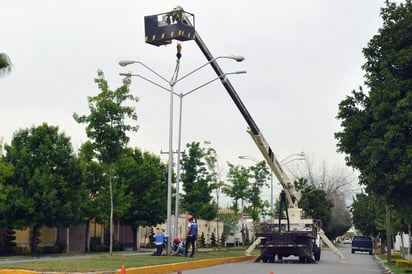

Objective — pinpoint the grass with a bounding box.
[378,254,412,274]
[0,248,255,272]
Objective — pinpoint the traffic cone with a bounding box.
[270,272,274,274]
[121,264,126,274]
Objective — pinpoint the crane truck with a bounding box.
[143,7,345,263]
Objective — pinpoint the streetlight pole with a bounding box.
[119,52,245,254]
[173,70,245,238]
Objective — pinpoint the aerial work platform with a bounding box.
[144,10,195,46]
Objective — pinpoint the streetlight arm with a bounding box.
[238,155,259,163]
[119,60,169,84]
[279,153,305,164]
[181,71,246,98]
[174,56,245,85]
[119,72,177,95]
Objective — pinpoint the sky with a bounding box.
[1,1,389,204]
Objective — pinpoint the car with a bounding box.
[343,238,352,244]
[351,235,373,254]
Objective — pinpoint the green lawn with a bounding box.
[0,248,256,272]
[378,254,412,274]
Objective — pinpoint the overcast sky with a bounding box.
[1,1,390,203]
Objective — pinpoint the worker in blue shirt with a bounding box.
[185,215,198,257]
[153,228,165,256]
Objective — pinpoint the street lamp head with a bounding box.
[238,155,259,162]
[118,60,137,67]
[231,56,245,62]
[232,70,247,75]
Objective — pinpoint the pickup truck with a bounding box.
[351,235,373,254]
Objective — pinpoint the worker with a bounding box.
[185,215,198,257]
[153,228,165,256]
[172,237,185,256]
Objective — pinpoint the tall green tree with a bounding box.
[223,161,269,222]
[0,53,12,77]
[295,178,333,233]
[115,147,167,250]
[180,141,215,220]
[77,141,105,252]
[73,70,139,255]
[223,163,250,214]
[3,123,84,254]
[335,0,412,212]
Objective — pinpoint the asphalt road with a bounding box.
[183,245,384,274]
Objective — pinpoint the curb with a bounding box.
[114,255,258,274]
[0,255,258,274]
[373,255,393,274]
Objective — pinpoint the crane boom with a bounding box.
[190,15,301,208]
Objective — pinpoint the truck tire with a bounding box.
[268,255,275,263]
[314,245,321,261]
[299,256,307,263]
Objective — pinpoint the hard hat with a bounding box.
[173,237,180,243]
[187,215,193,221]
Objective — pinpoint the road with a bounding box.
[184,245,384,274]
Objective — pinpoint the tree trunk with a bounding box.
[30,225,40,255]
[85,220,90,253]
[386,205,392,263]
[109,163,113,256]
[136,226,139,252]
[66,227,70,254]
[131,226,137,251]
[408,224,411,259]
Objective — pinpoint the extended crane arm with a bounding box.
[178,8,301,208]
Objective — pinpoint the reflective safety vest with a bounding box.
[189,221,197,236]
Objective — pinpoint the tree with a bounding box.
[327,192,352,240]
[223,163,250,214]
[77,141,106,252]
[335,0,412,213]
[295,178,333,232]
[223,161,269,222]
[115,147,168,250]
[289,158,356,238]
[73,70,139,255]
[0,53,12,77]
[335,1,412,261]
[3,123,84,254]
[180,141,215,220]
[351,192,384,237]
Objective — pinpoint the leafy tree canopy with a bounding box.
[116,147,168,227]
[335,0,412,211]
[180,141,215,220]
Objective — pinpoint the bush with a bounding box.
[14,246,31,255]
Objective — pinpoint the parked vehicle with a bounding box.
[351,235,373,254]
[343,238,352,244]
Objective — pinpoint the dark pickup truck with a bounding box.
[351,235,373,254]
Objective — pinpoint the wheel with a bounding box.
[268,256,275,263]
[351,249,355,254]
[314,245,321,261]
[262,256,268,263]
[369,251,372,255]
[278,255,283,260]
